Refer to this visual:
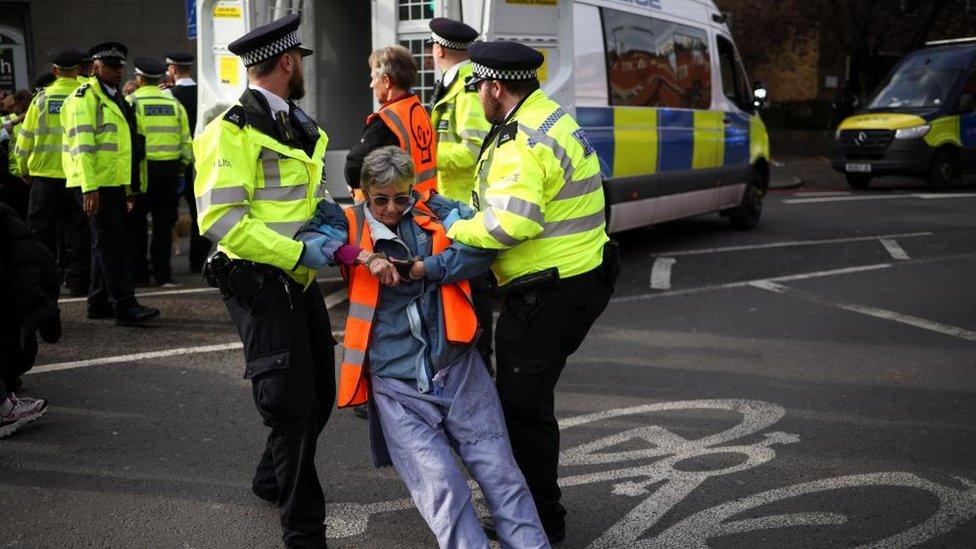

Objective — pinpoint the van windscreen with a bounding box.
[867,48,972,110]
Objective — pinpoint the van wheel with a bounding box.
[927,150,955,191]
[728,170,764,230]
[846,174,872,189]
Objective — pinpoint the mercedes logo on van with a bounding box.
[855,131,869,145]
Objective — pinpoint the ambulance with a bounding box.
[198,0,771,232]
[832,38,976,191]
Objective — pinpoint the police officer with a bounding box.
[165,51,211,273]
[446,41,619,544]
[427,18,497,368]
[15,47,91,296]
[126,57,192,287]
[61,42,159,326]
[193,15,341,548]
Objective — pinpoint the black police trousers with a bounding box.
[225,276,336,549]
[470,273,494,370]
[128,160,181,284]
[28,176,90,293]
[495,266,612,537]
[182,167,212,273]
[84,187,136,310]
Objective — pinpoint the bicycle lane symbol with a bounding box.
[325,399,976,546]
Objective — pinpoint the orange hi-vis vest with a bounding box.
[336,200,478,408]
[375,94,438,194]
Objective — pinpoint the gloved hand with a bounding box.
[457,203,475,219]
[299,235,330,269]
[176,175,186,195]
[442,208,461,231]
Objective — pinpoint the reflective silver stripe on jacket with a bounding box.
[540,210,605,238]
[144,126,181,134]
[347,302,374,322]
[261,148,281,187]
[487,195,544,225]
[555,172,603,201]
[266,220,305,237]
[69,143,119,155]
[146,144,182,153]
[382,109,410,151]
[253,185,307,202]
[201,206,247,240]
[483,207,520,247]
[342,347,366,366]
[29,144,64,154]
[197,187,247,210]
[415,167,438,184]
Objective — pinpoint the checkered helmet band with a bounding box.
[431,32,471,50]
[135,68,164,78]
[240,30,301,66]
[92,47,125,60]
[471,62,536,81]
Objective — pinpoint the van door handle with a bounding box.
[722,117,733,126]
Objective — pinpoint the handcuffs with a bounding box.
[358,251,421,280]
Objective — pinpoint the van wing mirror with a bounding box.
[958,93,975,113]
[752,81,769,110]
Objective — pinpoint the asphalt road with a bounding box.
[2,170,976,548]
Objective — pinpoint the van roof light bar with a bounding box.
[925,37,976,46]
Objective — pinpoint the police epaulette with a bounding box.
[496,121,518,147]
[223,105,246,128]
[74,83,90,97]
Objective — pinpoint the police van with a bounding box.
[198,0,770,232]
[832,38,976,190]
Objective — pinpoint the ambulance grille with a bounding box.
[838,129,895,156]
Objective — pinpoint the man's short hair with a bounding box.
[361,146,415,192]
[369,45,417,90]
[501,77,540,98]
[248,53,281,78]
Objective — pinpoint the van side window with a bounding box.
[601,8,711,109]
[717,36,753,113]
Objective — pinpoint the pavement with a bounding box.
[2,168,976,548]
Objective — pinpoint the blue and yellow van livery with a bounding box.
[832,40,976,190]
[570,0,771,232]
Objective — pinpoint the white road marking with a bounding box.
[880,238,910,260]
[655,231,931,257]
[27,342,244,375]
[613,263,892,303]
[783,192,976,204]
[58,276,345,304]
[750,281,976,343]
[793,191,852,197]
[650,257,676,290]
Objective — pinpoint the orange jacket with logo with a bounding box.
[336,200,477,408]
[374,94,438,194]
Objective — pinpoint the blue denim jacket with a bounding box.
[303,194,495,389]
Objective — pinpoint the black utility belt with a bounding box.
[204,250,291,301]
[500,240,621,296]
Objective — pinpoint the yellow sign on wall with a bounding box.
[536,49,549,83]
[506,0,557,4]
[214,5,242,18]
[219,56,239,86]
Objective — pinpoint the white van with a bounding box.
[197,0,770,231]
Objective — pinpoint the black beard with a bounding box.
[484,94,504,125]
[288,70,305,100]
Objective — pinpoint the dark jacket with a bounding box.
[171,84,198,133]
[0,202,61,384]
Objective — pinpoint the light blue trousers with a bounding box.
[371,349,550,549]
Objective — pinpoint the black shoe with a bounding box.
[545,527,566,545]
[87,304,115,320]
[67,287,88,297]
[115,305,160,326]
[7,377,23,393]
[353,404,368,419]
[133,277,153,288]
[252,484,278,504]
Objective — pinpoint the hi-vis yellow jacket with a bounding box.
[447,89,608,286]
[14,77,79,179]
[128,85,192,164]
[60,81,134,193]
[193,92,332,286]
[430,61,491,203]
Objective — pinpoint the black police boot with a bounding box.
[115,304,160,326]
[87,303,115,320]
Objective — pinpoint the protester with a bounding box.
[299,146,550,549]
[0,201,61,438]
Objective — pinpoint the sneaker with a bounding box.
[0,394,49,438]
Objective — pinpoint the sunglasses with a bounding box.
[368,194,414,208]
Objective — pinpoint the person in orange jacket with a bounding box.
[297,146,549,549]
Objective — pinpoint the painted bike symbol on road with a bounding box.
[326,399,976,546]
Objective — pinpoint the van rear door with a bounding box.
[714,32,754,209]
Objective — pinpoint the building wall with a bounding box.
[1,0,194,90]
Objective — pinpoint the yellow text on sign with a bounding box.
[506,0,557,4]
[536,49,549,83]
[214,5,242,18]
[219,56,239,86]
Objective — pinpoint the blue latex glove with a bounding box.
[442,208,461,231]
[317,224,347,243]
[457,203,475,219]
[175,175,186,195]
[299,235,329,269]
